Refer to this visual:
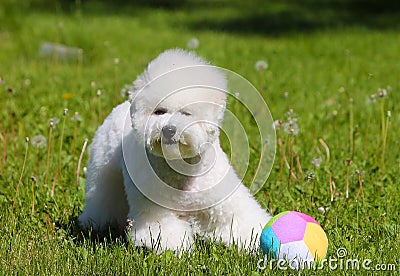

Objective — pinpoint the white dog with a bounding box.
[79,49,271,253]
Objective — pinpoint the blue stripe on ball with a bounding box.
[260,227,280,258]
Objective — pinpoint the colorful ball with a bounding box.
[260,211,328,265]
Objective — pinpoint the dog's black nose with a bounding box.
[162,125,177,140]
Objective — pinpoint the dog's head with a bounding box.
[129,49,227,160]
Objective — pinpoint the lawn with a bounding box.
[0,0,399,274]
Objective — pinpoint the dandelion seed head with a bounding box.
[96,89,102,97]
[272,120,283,130]
[377,88,387,98]
[283,120,299,136]
[311,157,323,168]
[187,37,199,50]
[50,117,59,128]
[285,109,298,121]
[369,94,377,103]
[338,86,346,93]
[282,110,300,135]
[52,117,60,125]
[90,81,96,89]
[332,110,338,117]
[326,98,335,106]
[114,58,120,65]
[63,108,68,116]
[387,110,391,117]
[120,84,133,98]
[31,135,47,149]
[255,60,268,71]
[24,79,31,87]
[71,112,83,122]
[284,92,289,98]
[305,171,316,181]
[25,137,30,143]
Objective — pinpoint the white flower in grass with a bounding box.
[187,37,199,50]
[254,60,268,71]
[31,135,47,149]
[318,206,329,213]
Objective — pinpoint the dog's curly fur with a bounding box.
[79,49,271,253]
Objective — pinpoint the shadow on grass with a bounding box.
[186,0,400,36]
[56,211,129,247]
[25,0,400,36]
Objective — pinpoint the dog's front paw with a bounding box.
[129,216,193,255]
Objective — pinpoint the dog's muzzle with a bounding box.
[162,124,178,145]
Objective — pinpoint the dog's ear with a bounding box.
[128,80,143,104]
[129,70,151,104]
[128,89,137,104]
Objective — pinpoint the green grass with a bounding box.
[1,0,399,274]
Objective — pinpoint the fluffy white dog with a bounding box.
[79,49,271,253]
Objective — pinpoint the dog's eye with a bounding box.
[180,110,192,116]
[153,108,167,115]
